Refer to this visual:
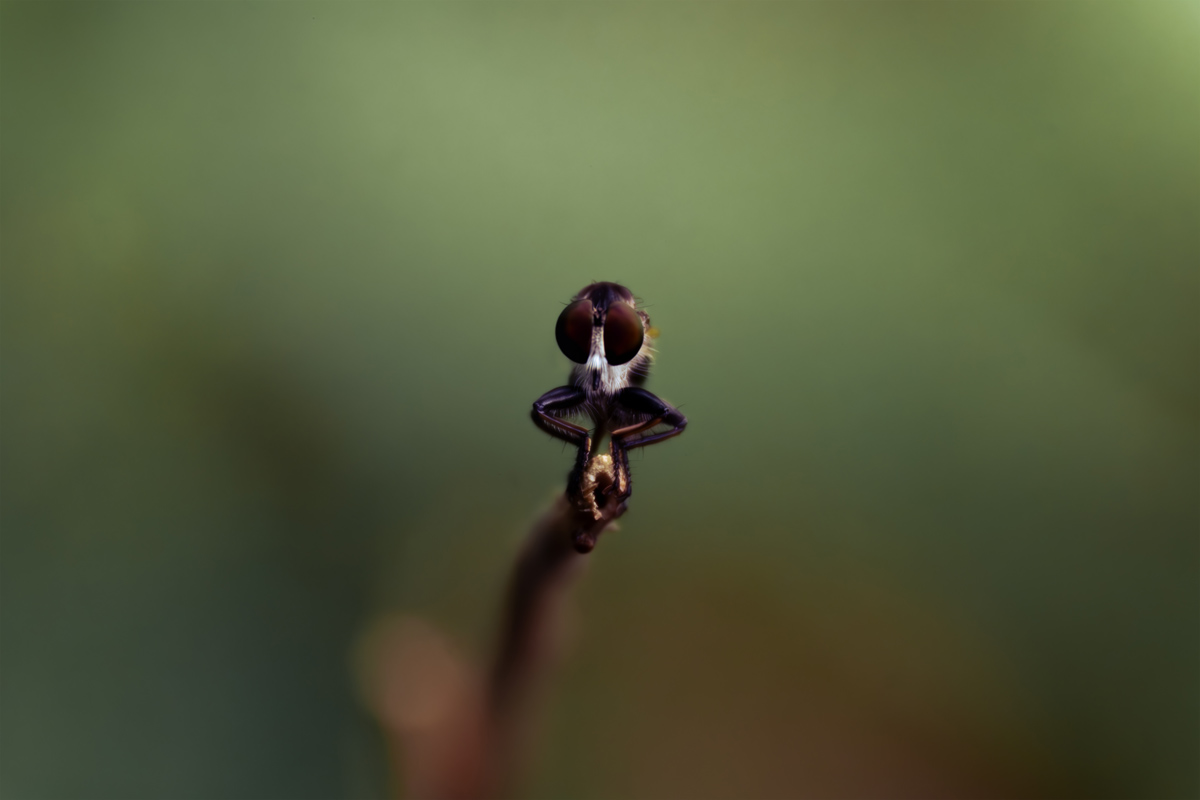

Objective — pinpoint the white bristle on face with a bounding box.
[572,337,654,399]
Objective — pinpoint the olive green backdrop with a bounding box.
[2,2,1197,798]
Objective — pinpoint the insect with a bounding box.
[531,282,687,519]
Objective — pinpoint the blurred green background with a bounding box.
[2,2,1197,798]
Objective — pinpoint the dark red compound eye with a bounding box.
[603,302,644,366]
[555,299,594,364]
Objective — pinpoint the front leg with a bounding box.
[530,386,591,504]
[608,387,688,503]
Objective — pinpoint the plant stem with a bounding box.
[369,457,625,799]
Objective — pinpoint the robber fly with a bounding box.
[531,282,687,517]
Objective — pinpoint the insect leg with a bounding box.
[607,387,688,503]
[531,386,591,501]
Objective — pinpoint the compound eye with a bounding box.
[603,302,644,365]
[555,299,594,364]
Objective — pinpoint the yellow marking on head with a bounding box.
[646,326,660,339]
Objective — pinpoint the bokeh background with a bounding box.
[2,2,1197,798]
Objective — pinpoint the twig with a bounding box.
[363,456,625,799]
[486,456,625,793]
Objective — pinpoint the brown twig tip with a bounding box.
[576,454,614,521]
[570,453,627,553]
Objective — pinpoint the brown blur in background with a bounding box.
[1,2,1197,798]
